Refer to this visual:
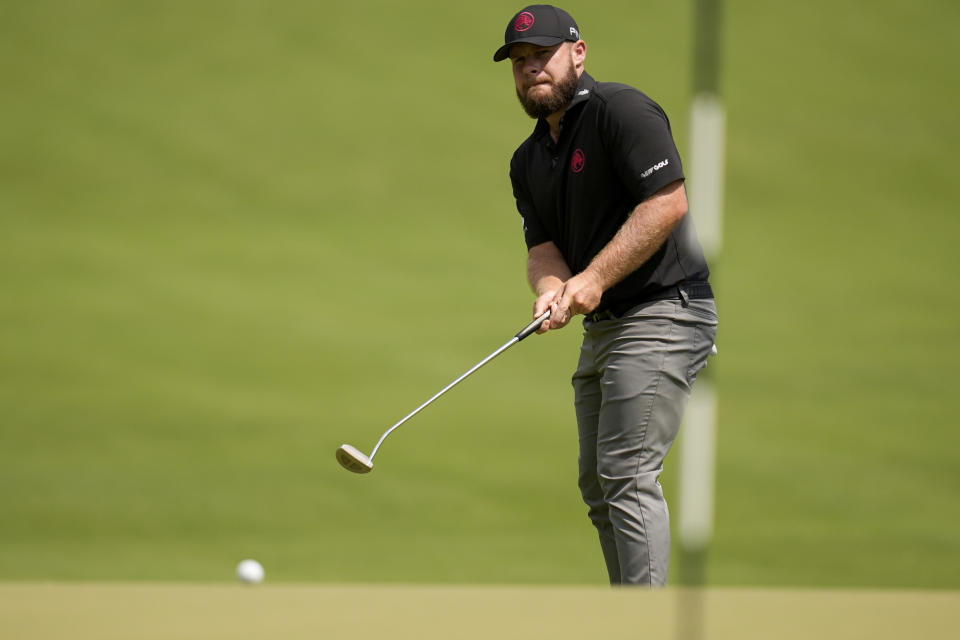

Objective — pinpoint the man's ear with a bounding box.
[572,40,587,68]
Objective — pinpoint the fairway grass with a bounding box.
[1,583,957,640]
[2,0,958,589]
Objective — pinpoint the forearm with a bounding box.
[584,180,688,290]
[527,241,573,296]
[527,181,687,332]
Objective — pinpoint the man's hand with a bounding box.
[536,181,689,332]
[542,270,603,331]
[533,290,558,334]
[527,241,571,334]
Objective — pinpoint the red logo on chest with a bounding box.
[515,12,535,32]
[571,149,586,173]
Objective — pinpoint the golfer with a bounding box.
[494,5,719,586]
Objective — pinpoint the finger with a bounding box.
[547,302,568,330]
[557,285,576,314]
[550,315,569,330]
[537,300,553,331]
[535,289,560,318]
[536,313,551,333]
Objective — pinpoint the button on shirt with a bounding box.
[509,72,710,312]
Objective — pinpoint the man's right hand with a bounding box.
[533,291,558,334]
[527,240,573,334]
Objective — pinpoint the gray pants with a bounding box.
[572,298,718,586]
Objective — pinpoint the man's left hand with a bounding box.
[547,270,603,330]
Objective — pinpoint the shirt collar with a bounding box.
[567,71,596,110]
[532,71,596,142]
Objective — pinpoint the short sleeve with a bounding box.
[598,89,685,203]
[510,150,550,249]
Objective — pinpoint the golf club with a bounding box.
[336,309,552,474]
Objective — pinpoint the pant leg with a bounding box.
[572,332,621,584]
[586,299,718,586]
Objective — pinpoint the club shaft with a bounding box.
[369,336,519,460]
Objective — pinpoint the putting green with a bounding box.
[2,0,958,590]
[1,583,956,639]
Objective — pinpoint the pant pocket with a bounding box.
[685,321,718,386]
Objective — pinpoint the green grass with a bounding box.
[3,583,959,640]
[1,0,958,587]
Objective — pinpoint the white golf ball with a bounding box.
[236,559,265,584]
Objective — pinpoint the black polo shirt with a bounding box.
[510,72,710,312]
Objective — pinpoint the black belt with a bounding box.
[584,282,714,322]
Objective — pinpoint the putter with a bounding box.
[336,309,551,474]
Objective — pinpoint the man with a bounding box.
[493,5,719,586]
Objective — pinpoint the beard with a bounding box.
[516,64,580,120]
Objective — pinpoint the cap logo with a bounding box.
[571,149,586,173]
[514,12,535,32]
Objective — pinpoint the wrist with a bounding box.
[535,276,564,297]
[581,266,606,291]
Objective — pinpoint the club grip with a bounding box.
[515,309,551,342]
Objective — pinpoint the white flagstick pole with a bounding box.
[677,1,724,639]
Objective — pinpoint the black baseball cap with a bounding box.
[493,5,581,62]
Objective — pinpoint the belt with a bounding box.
[584,281,714,323]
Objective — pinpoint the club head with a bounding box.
[336,444,374,474]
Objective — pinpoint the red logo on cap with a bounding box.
[571,149,586,173]
[515,12,535,32]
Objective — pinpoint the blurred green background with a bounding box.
[1,0,957,588]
